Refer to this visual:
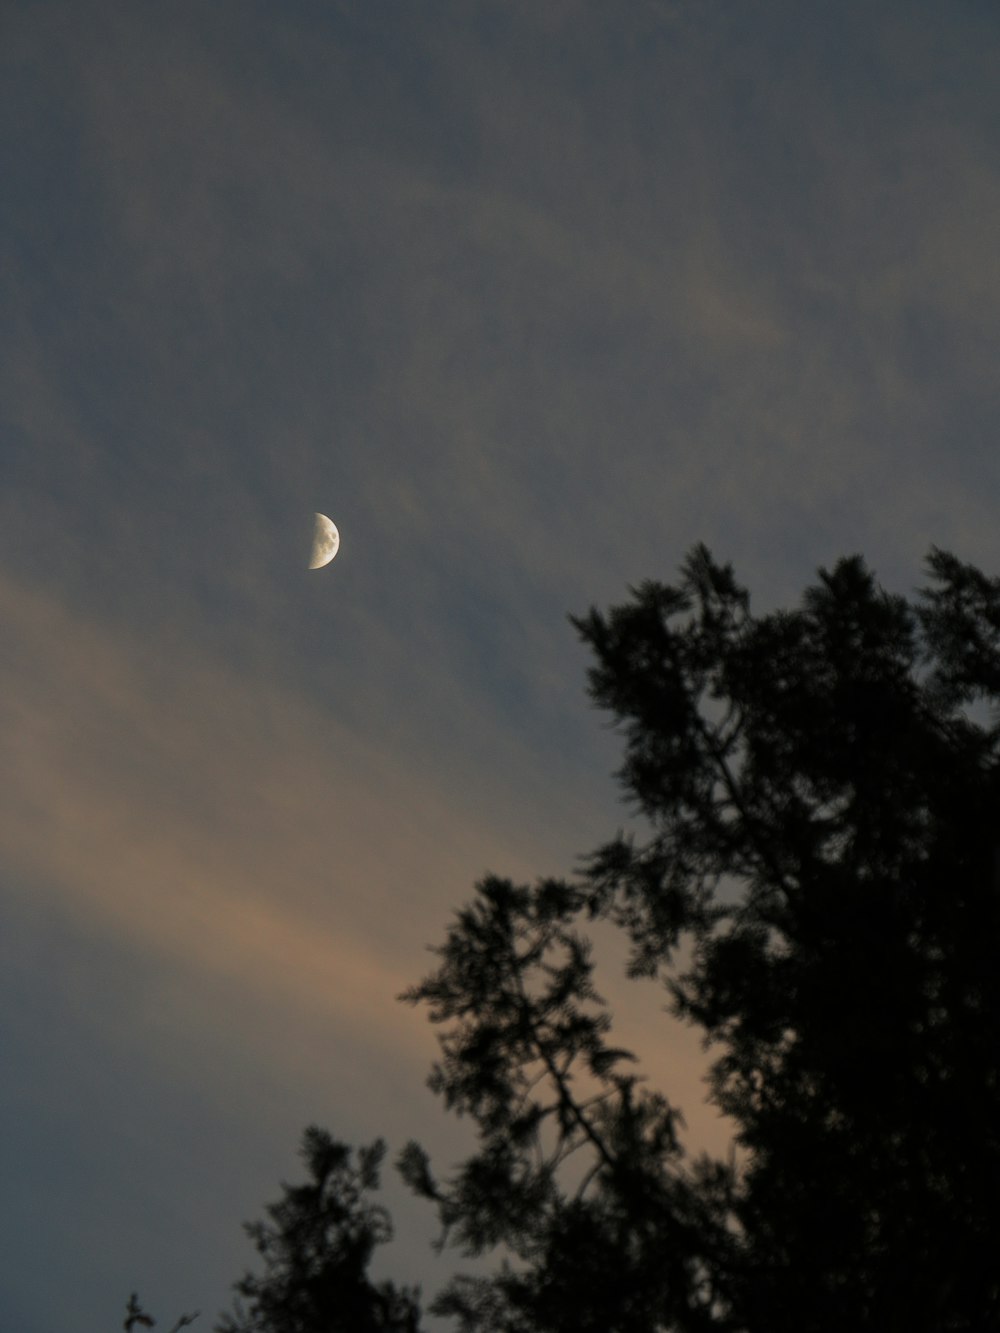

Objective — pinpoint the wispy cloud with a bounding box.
[9,0,1000,634]
[0,564,724,1140]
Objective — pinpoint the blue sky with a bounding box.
[3,2,1000,1328]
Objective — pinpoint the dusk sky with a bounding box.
[3,3,1000,1329]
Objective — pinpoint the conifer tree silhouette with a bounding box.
[223,546,1000,1331]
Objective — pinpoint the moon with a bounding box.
[308,513,340,569]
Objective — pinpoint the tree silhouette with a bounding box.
[215,1128,422,1332]
[223,545,1000,1331]
[124,1293,200,1331]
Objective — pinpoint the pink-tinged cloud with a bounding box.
[0,569,729,1155]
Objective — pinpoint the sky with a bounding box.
[3,1,1000,1328]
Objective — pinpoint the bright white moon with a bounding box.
[309,513,340,569]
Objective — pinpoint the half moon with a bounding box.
[308,513,340,569]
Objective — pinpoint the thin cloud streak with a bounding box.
[0,562,724,1133]
[1,570,538,978]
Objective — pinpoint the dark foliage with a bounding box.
[124,1293,199,1331]
[224,545,1000,1331]
[215,1128,422,1333]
